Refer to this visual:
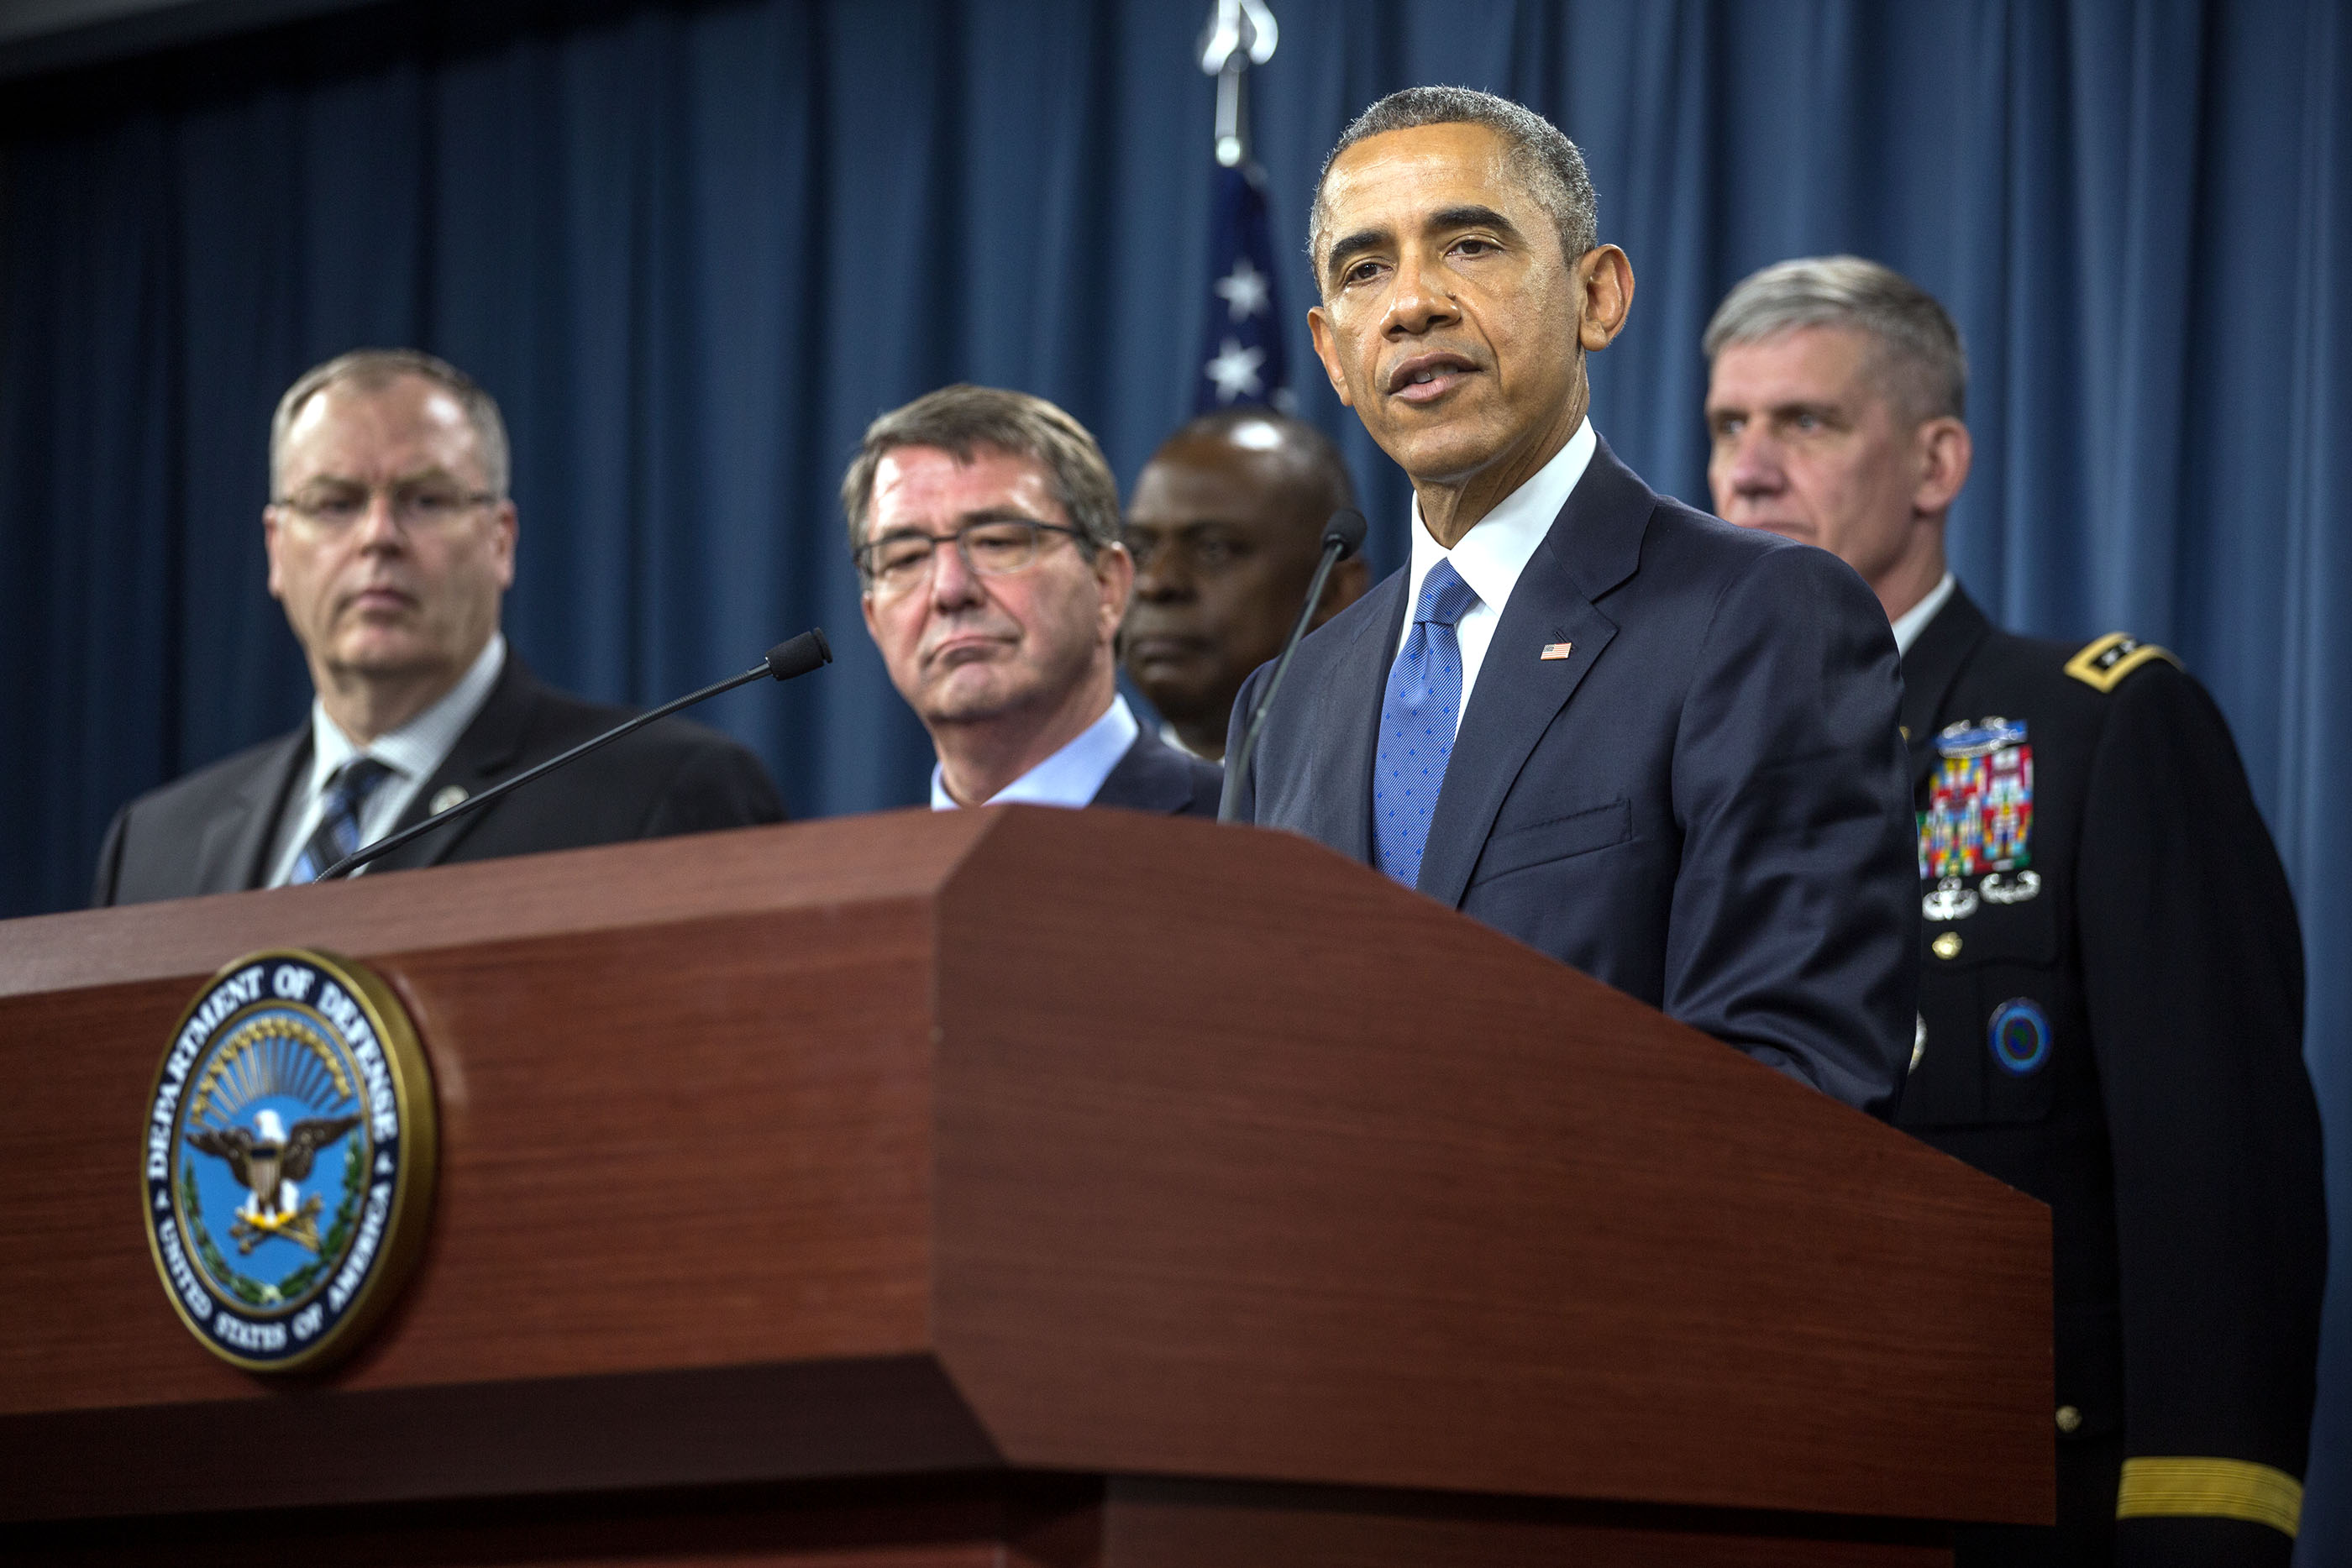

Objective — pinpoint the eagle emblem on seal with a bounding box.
[186,1108,361,1255]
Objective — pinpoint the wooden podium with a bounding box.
[0,808,2049,1564]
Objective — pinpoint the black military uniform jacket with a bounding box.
[1898,585,2324,1565]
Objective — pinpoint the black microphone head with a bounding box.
[765,627,832,681]
[1322,508,1369,560]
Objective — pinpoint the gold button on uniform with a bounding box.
[2055,1405,2082,1434]
[1933,931,1963,960]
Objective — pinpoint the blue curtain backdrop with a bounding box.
[2,0,2345,1550]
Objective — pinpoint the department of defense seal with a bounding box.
[142,950,438,1371]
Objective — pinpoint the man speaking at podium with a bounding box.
[1223,88,1917,1114]
[92,349,782,905]
[848,385,1222,817]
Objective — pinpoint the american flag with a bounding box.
[1194,160,1288,413]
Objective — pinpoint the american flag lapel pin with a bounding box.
[1540,642,1575,661]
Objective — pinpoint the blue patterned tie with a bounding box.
[1374,559,1481,888]
[289,757,394,884]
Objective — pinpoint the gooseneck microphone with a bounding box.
[1218,510,1368,823]
[318,628,833,881]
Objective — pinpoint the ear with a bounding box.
[1913,417,1973,517]
[1576,245,1635,352]
[1095,540,1136,633]
[859,585,884,647]
[490,500,519,591]
[263,507,286,601]
[1315,555,1372,627]
[1307,306,1356,407]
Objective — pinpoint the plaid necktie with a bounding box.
[289,757,394,884]
[1373,559,1481,889]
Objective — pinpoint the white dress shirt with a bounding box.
[266,632,507,884]
[929,694,1139,810]
[1159,719,1212,761]
[1395,417,1598,742]
[1890,570,1957,656]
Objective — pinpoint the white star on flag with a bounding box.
[1213,256,1271,321]
[1204,337,1267,402]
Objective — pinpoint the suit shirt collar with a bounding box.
[1890,571,1956,657]
[930,693,1138,810]
[1158,719,1212,761]
[1402,416,1595,645]
[276,633,507,882]
[1898,583,1995,784]
[307,632,507,792]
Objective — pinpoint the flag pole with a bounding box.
[1200,0,1278,165]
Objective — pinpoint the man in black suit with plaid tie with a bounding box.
[92,349,780,906]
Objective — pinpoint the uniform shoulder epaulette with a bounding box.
[2063,632,2181,693]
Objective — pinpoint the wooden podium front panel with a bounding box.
[1,807,2043,1539]
[0,815,1000,1514]
[1100,1478,1948,1568]
[18,1472,1952,1568]
[929,809,2048,1528]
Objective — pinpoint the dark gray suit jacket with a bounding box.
[1225,439,1917,1114]
[92,653,785,906]
[1091,729,1222,816]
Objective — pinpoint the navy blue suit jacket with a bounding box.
[1091,730,1222,817]
[1226,440,1917,1114]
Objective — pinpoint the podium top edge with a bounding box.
[2,807,1036,999]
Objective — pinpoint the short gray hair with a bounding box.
[270,349,511,499]
[1308,87,1598,287]
[1704,256,1967,422]
[841,384,1121,561]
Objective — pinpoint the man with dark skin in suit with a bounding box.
[1121,409,1367,760]
[1225,87,1914,1114]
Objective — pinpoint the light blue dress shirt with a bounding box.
[929,694,1139,810]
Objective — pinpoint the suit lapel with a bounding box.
[1899,587,1993,790]
[1305,571,1406,863]
[1094,734,1187,813]
[195,731,311,893]
[373,655,539,871]
[1415,442,1651,909]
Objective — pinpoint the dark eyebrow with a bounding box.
[1323,226,1392,287]
[957,507,1055,528]
[1323,205,1526,287]
[1428,204,1521,239]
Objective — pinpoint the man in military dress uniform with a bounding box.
[1705,255,2325,1565]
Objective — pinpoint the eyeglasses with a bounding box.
[275,483,499,530]
[856,518,1089,600]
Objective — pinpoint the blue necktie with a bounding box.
[290,757,394,884]
[1374,559,1481,888]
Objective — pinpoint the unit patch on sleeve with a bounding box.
[1919,717,2039,920]
[2064,632,2181,692]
